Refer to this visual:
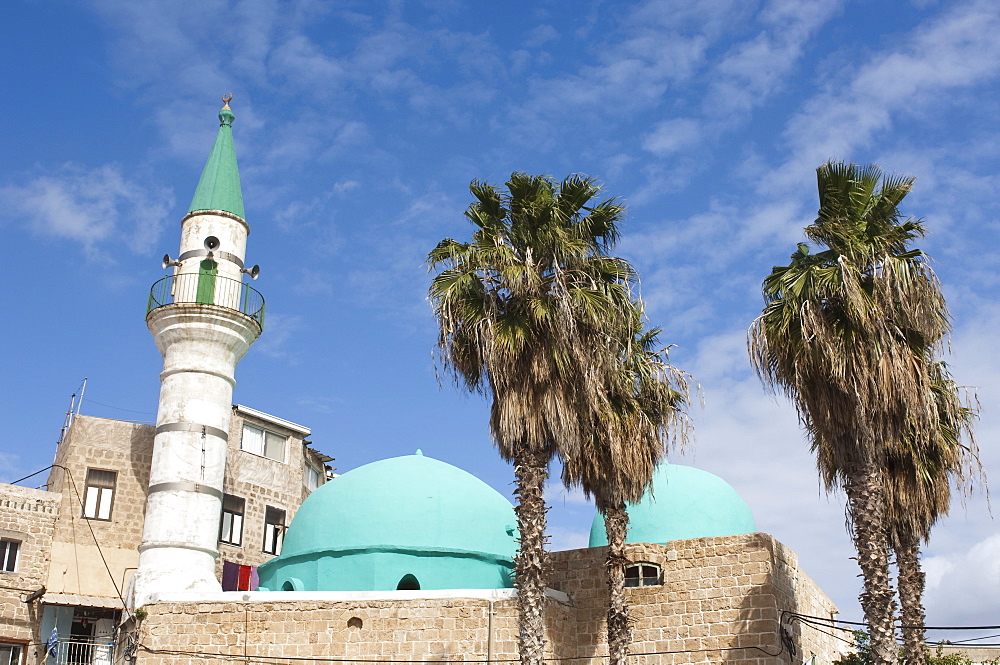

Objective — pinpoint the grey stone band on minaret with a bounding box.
[178,248,244,268]
[155,422,230,441]
[147,482,225,500]
[137,541,220,557]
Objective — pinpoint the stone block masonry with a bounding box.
[44,415,154,599]
[131,533,844,665]
[0,484,60,664]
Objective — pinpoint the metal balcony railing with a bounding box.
[51,637,116,665]
[147,273,265,328]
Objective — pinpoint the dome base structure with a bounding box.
[258,453,518,592]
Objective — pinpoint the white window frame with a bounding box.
[241,423,287,463]
[219,495,245,546]
[0,642,25,665]
[263,506,285,555]
[0,539,19,573]
[304,463,322,491]
[83,469,116,521]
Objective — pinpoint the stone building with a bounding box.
[0,406,329,665]
[0,485,59,665]
[128,453,842,665]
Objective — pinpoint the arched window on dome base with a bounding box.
[396,574,420,591]
[624,562,661,587]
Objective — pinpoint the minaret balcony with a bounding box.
[147,273,265,329]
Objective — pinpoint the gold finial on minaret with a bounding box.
[222,93,233,109]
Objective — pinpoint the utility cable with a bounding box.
[22,463,133,621]
[81,397,156,416]
[788,611,1000,631]
[139,642,786,663]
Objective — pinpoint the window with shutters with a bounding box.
[82,469,117,520]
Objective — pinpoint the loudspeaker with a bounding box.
[204,236,221,251]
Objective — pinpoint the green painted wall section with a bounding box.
[258,453,518,591]
[259,548,513,593]
[588,462,757,547]
[188,106,245,220]
[196,259,217,304]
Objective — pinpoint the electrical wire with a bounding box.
[81,397,156,416]
[802,623,860,647]
[20,463,133,620]
[138,642,785,663]
[7,466,52,486]
[788,611,1000,632]
[948,633,1000,644]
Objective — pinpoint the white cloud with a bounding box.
[548,525,592,552]
[705,0,842,116]
[333,180,361,195]
[545,480,592,507]
[1,163,173,258]
[924,534,1000,627]
[773,0,1000,192]
[642,118,703,156]
[254,312,305,362]
[524,24,558,48]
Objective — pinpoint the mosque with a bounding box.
[0,100,842,665]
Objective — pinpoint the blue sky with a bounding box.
[3,0,999,641]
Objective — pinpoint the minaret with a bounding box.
[131,96,263,607]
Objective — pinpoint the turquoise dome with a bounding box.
[588,462,756,547]
[258,452,518,591]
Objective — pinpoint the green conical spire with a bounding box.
[188,95,245,220]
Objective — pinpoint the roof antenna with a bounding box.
[58,377,87,446]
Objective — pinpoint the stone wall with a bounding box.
[216,406,324,575]
[136,594,531,664]
[0,484,60,662]
[131,533,842,665]
[548,533,842,664]
[45,415,154,598]
[38,412,325,595]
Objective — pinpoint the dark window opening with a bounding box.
[0,643,24,665]
[219,495,245,546]
[396,574,420,591]
[624,562,661,587]
[263,506,286,555]
[0,539,19,573]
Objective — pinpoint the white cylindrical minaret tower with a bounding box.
[131,97,264,607]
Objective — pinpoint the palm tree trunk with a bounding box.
[844,463,898,665]
[513,448,549,665]
[896,535,927,665]
[604,504,631,665]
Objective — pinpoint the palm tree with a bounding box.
[560,318,693,665]
[885,362,979,665]
[749,162,950,665]
[427,173,637,665]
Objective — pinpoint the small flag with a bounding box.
[46,628,58,659]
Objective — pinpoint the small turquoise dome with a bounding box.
[588,462,756,546]
[258,453,518,591]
